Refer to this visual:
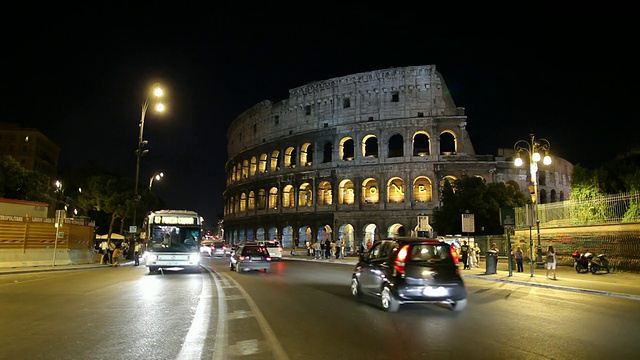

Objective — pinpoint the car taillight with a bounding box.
[266,256,272,261]
[239,256,246,261]
[394,244,410,275]
[450,246,459,264]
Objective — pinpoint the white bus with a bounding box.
[142,210,203,273]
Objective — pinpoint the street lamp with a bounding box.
[132,84,165,254]
[149,172,164,189]
[514,133,552,274]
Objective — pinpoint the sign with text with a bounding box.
[461,213,475,233]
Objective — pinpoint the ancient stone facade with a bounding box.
[223,65,573,251]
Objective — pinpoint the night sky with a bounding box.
[4,5,638,225]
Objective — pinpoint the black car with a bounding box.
[229,243,271,273]
[351,237,467,312]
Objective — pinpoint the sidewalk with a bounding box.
[282,252,640,301]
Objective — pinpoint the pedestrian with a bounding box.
[467,243,478,268]
[107,240,116,264]
[324,239,331,259]
[313,240,322,259]
[112,245,121,267]
[99,240,109,264]
[490,243,499,269]
[366,239,373,250]
[474,244,481,266]
[546,245,557,279]
[515,246,524,272]
[460,241,470,270]
[330,240,337,259]
[134,241,141,266]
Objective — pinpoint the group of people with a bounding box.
[458,241,481,269]
[512,244,557,279]
[310,239,346,259]
[99,240,143,267]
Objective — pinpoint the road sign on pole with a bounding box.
[461,213,475,233]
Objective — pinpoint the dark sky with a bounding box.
[4,5,638,225]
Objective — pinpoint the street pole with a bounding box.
[131,84,163,259]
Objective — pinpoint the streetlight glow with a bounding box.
[133,83,167,258]
[513,133,552,276]
[149,172,165,189]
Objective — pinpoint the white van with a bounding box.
[257,240,283,260]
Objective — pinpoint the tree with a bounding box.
[432,176,528,235]
[75,174,134,241]
[0,155,51,203]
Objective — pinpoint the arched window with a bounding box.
[259,153,268,173]
[282,185,295,208]
[249,157,257,176]
[317,181,333,205]
[388,134,403,158]
[413,176,433,202]
[268,187,278,209]
[340,137,354,161]
[439,131,457,155]
[387,177,405,203]
[299,182,313,206]
[270,150,280,171]
[339,179,355,204]
[248,191,255,210]
[362,178,379,204]
[323,142,333,163]
[413,132,430,156]
[240,193,246,212]
[300,143,313,166]
[362,134,378,158]
[257,189,266,209]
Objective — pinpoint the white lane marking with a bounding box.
[177,272,212,360]
[220,272,290,360]
[209,269,228,360]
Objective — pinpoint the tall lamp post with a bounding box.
[514,133,551,274]
[132,84,164,256]
[149,172,164,189]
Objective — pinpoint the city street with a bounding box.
[0,257,638,359]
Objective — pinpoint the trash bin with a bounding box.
[486,251,498,274]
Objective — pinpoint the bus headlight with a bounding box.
[189,253,201,263]
[147,254,158,261]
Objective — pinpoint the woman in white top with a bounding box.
[546,245,557,280]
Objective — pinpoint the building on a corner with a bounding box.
[223,65,573,251]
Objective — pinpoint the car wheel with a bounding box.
[350,278,362,299]
[449,298,467,312]
[381,286,399,312]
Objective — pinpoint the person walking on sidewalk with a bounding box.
[112,245,122,267]
[460,241,470,270]
[468,243,478,268]
[313,240,322,259]
[515,246,524,272]
[134,241,142,266]
[546,245,557,279]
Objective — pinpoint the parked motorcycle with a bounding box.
[589,253,610,274]
[571,251,610,274]
[572,251,590,273]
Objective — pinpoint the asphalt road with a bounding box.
[0,257,638,360]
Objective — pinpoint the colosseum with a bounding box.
[223,65,573,252]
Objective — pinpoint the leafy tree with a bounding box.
[433,176,528,235]
[75,174,135,241]
[0,155,52,203]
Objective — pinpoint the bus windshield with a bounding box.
[148,225,201,252]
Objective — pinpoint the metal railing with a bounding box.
[515,191,640,228]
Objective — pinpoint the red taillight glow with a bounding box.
[394,244,410,274]
[450,246,459,264]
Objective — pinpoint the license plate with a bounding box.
[423,286,448,297]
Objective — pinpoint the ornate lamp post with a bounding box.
[514,133,551,274]
[148,172,164,189]
[132,84,164,256]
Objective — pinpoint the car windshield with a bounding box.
[265,242,280,248]
[408,244,451,262]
